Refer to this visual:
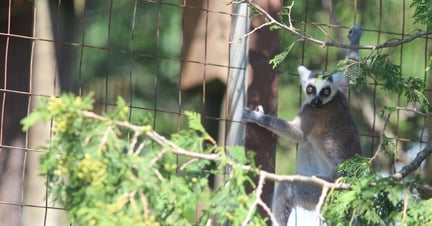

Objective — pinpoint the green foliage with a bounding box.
[323,156,432,226]
[411,0,432,29]
[378,135,398,160]
[200,151,259,225]
[22,94,267,226]
[338,54,430,109]
[338,59,369,91]
[269,41,298,69]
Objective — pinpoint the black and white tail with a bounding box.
[339,25,363,95]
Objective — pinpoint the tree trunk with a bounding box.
[245,0,282,220]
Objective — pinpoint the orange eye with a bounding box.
[306,86,314,94]
[322,88,331,96]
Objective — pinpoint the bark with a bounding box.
[245,0,282,221]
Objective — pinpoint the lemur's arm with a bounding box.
[242,106,305,142]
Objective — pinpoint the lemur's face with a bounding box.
[298,66,343,108]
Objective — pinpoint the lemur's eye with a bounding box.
[322,88,331,97]
[306,85,315,95]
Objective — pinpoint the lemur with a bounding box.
[242,26,363,225]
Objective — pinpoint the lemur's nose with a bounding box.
[310,97,322,108]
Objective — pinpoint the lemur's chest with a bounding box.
[296,140,337,180]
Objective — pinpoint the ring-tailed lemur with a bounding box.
[242,65,362,225]
[242,25,363,225]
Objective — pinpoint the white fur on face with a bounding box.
[297,66,342,106]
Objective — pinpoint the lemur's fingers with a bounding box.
[242,107,264,122]
[256,105,264,113]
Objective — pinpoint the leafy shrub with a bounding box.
[22,94,266,226]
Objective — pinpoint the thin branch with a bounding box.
[402,191,408,223]
[241,0,432,50]
[151,148,169,164]
[128,131,140,155]
[262,171,350,190]
[152,168,164,181]
[242,172,280,226]
[83,111,145,131]
[231,1,296,44]
[83,111,222,161]
[98,125,112,153]
[139,191,150,217]
[369,112,392,164]
[397,107,432,117]
[242,173,266,226]
[133,140,146,155]
[149,123,350,188]
[256,198,277,225]
[146,130,222,162]
[230,20,273,43]
[315,186,329,220]
[391,142,432,180]
[179,158,199,171]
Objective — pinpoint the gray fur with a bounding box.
[242,66,361,225]
[340,25,363,95]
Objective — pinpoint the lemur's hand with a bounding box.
[242,105,265,123]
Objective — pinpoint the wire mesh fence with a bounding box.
[0,0,431,225]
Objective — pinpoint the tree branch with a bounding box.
[82,110,350,191]
[242,173,280,226]
[391,141,432,180]
[316,186,329,221]
[241,0,432,50]
[397,107,432,117]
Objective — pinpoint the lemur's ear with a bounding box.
[330,72,344,86]
[298,66,311,85]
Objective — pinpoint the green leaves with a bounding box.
[21,93,94,131]
[379,135,398,160]
[269,41,298,69]
[22,93,264,226]
[340,54,430,110]
[411,0,432,29]
[324,156,432,225]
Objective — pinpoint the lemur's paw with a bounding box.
[242,105,264,122]
[256,105,264,113]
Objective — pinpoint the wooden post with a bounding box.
[245,0,282,220]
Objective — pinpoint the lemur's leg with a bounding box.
[272,182,294,226]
